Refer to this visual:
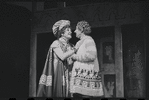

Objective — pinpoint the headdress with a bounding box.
[52,20,70,36]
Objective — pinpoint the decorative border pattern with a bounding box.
[39,74,52,86]
[32,3,142,33]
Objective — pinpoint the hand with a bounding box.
[69,71,72,76]
[74,41,81,50]
[71,54,76,61]
[67,57,73,65]
[70,47,78,53]
[74,44,79,50]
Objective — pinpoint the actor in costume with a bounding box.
[37,20,77,97]
[70,21,104,97]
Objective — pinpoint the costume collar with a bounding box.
[80,34,89,40]
[59,37,68,44]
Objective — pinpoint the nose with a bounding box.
[68,31,72,35]
[69,29,72,33]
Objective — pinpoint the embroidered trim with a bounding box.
[62,75,65,86]
[70,77,104,96]
[46,75,52,86]
[82,81,88,88]
[72,85,104,96]
[90,82,95,89]
[75,79,81,86]
[39,74,46,85]
[74,68,101,80]
[74,78,102,89]
[39,74,52,86]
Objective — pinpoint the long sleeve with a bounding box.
[72,38,97,62]
[51,40,75,61]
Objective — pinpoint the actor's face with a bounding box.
[63,27,72,39]
[74,26,82,39]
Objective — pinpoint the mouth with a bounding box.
[68,32,71,35]
[68,34,72,37]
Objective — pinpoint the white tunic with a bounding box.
[70,35,104,96]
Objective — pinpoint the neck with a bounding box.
[61,36,69,43]
[80,33,86,40]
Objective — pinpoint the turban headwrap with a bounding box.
[52,20,70,36]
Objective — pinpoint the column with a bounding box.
[115,25,124,97]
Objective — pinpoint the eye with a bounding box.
[67,28,69,31]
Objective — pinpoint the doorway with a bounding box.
[92,26,116,97]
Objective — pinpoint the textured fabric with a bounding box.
[70,35,104,96]
[72,35,99,71]
[37,39,73,97]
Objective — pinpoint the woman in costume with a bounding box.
[70,21,104,97]
[37,20,78,97]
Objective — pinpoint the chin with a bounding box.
[76,36,79,39]
[68,37,72,39]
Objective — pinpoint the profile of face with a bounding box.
[74,26,82,39]
[62,27,72,40]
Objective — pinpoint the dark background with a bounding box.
[0,1,148,98]
[0,3,31,97]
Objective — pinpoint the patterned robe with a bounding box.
[70,35,104,97]
[37,38,73,97]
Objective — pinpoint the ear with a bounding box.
[78,26,83,33]
[80,28,84,33]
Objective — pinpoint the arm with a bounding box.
[54,47,76,61]
[67,56,74,65]
[72,39,97,62]
[52,41,77,61]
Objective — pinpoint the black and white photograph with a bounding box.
[0,1,149,99]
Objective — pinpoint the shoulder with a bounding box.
[84,36,96,48]
[50,40,60,48]
[69,42,74,47]
[84,36,95,44]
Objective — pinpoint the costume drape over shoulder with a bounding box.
[37,40,73,97]
[36,47,54,97]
